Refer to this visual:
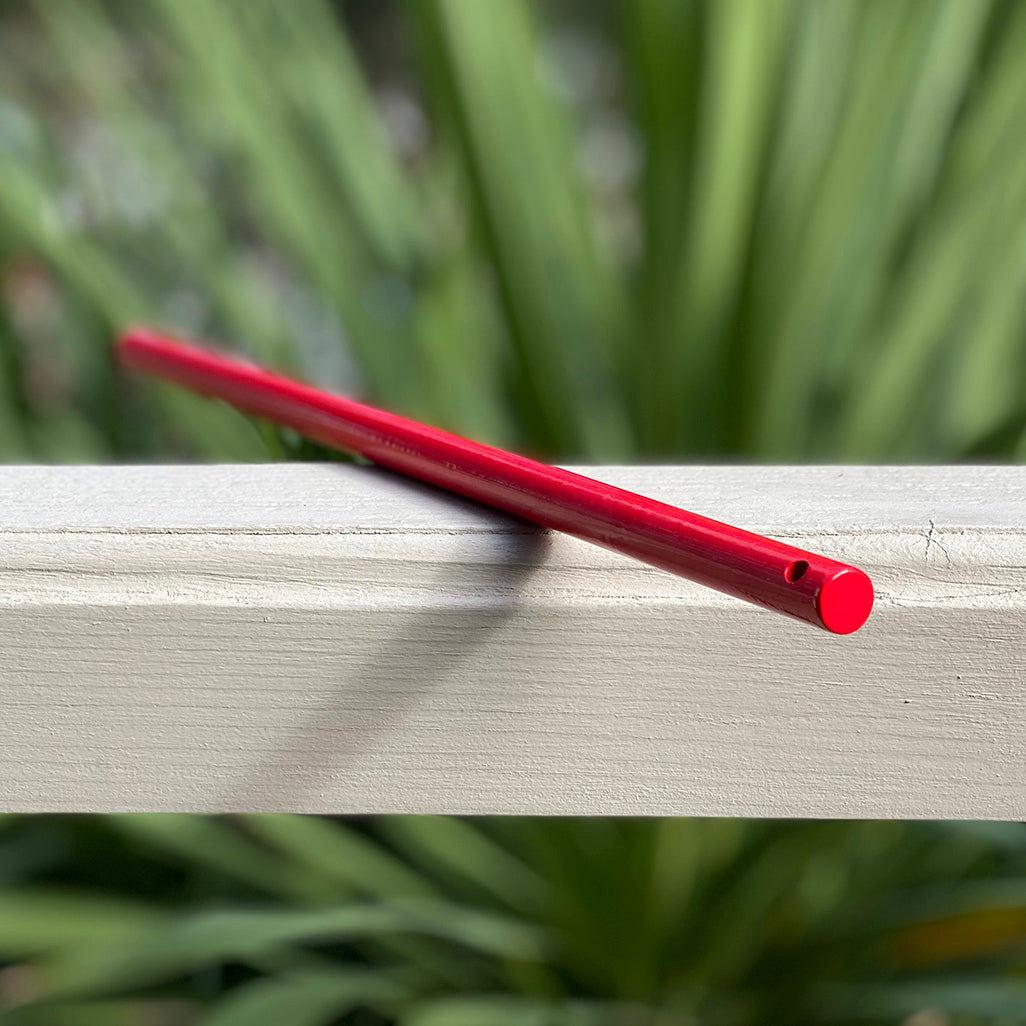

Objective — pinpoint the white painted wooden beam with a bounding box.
[1,464,1023,817]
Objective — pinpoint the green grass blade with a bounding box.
[107,815,326,901]
[243,815,438,900]
[0,890,159,956]
[203,969,408,1026]
[817,980,1026,1021]
[734,0,859,451]
[623,0,701,450]
[378,816,551,914]
[144,0,418,405]
[31,0,293,365]
[835,1,1026,457]
[260,0,426,271]
[415,0,633,457]
[402,995,605,1026]
[752,0,992,457]
[51,901,547,997]
[664,0,789,454]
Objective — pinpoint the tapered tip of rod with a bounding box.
[116,326,162,368]
[817,568,874,634]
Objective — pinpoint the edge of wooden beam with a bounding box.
[1,464,1024,817]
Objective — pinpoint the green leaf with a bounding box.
[0,890,159,956]
[32,0,293,365]
[379,817,551,913]
[624,0,701,451]
[257,0,426,270]
[107,815,323,901]
[144,0,421,406]
[755,0,995,457]
[51,900,547,997]
[0,1000,196,1026]
[203,969,407,1026]
[243,815,438,900]
[818,980,1026,1021]
[415,0,632,457]
[664,0,789,453]
[402,995,605,1026]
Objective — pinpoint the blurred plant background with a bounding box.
[1,0,1026,1022]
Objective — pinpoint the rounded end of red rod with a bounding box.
[816,567,874,635]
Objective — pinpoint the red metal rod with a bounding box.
[117,328,874,634]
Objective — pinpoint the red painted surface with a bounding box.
[118,329,874,634]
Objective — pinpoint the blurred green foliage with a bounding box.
[6,816,1026,1025]
[1,0,1025,464]
[1,0,1026,1023]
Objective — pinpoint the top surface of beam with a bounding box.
[2,462,1024,532]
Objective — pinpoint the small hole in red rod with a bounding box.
[785,560,808,583]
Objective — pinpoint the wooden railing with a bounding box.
[1,464,1023,817]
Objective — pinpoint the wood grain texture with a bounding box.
[1,464,1024,818]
